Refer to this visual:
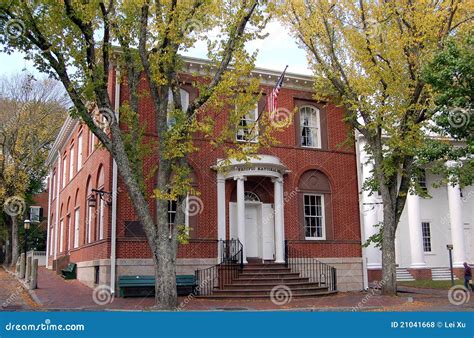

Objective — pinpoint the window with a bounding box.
[300,106,321,148]
[69,144,75,180]
[29,206,42,223]
[86,202,93,244]
[303,194,325,239]
[51,172,56,198]
[62,156,67,188]
[167,88,190,128]
[88,130,95,155]
[244,191,260,202]
[168,199,177,225]
[77,132,83,171]
[59,219,64,253]
[98,193,105,240]
[236,106,258,142]
[74,207,80,248]
[418,170,427,192]
[422,221,431,252]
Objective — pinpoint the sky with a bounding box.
[0,21,311,79]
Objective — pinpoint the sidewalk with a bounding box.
[4,266,473,311]
[0,266,38,310]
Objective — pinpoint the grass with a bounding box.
[398,279,465,290]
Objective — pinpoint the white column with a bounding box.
[235,175,247,263]
[54,151,61,260]
[446,169,466,267]
[217,174,226,263]
[407,192,426,268]
[45,169,53,269]
[273,177,285,263]
[361,160,382,269]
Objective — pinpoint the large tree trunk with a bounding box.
[381,204,397,295]
[10,216,19,267]
[4,223,12,266]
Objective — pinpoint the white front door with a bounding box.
[245,205,259,258]
[262,204,275,260]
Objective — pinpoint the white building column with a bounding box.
[273,177,285,263]
[361,160,382,269]
[217,174,226,263]
[407,192,426,268]
[235,175,247,263]
[446,163,466,267]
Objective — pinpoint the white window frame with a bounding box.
[88,130,95,155]
[77,132,83,171]
[74,207,80,248]
[86,203,93,244]
[236,105,259,143]
[303,193,325,240]
[59,218,64,253]
[421,221,432,253]
[69,144,75,181]
[30,206,42,223]
[62,156,67,188]
[167,88,190,128]
[300,105,321,149]
[98,187,105,240]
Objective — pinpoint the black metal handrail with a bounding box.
[194,239,243,296]
[284,240,337,292]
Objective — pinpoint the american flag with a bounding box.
[267,65,288,113]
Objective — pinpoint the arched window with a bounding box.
[59,204,64,253]
[300,106,321,148]
[96,166,105,240]
[73,189,80,248]
[167,88,190,128]
[298,170,331,240]
[85,176,93,244]
[244,191,260,202]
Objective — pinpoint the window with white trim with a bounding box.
[303,194,325,239]
[59,219,64,253]
[168,199,177,226]
[421,221,431,252]
[62,156,67,188]
[74,207,80,248]
[69,144,75,181]
[167,88,190,128]
[300,106,321,148]
[236,105,258,142]
[77,132,83,171]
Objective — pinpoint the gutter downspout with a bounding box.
[110,68,120,295]
[355,133,369,290]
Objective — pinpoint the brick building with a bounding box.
[45,56,363,295]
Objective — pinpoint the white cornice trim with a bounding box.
[45,116,79,168]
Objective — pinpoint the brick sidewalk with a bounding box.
[14,267,474,311]
[0,266,38,310]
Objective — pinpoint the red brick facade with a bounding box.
[47,63,362,271]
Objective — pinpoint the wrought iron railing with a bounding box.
[284,240,337,292]
[195,239,243,296]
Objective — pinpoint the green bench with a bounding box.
[118,275,197,297]
[61,263,76,280]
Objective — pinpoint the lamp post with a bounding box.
[446,244,454,286]
[23,219,31,275]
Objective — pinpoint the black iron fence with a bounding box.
[195,239,243,296]
[284,240,337,291]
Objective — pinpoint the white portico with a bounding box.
[215,155,289,264]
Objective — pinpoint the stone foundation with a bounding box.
[317,257,364,292]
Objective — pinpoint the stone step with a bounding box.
[212,286,329,296]
[224,282,324,290]
[197,290,337,299]
[235,276,310,283]
[242,267,293,272]
[239,272,301,278]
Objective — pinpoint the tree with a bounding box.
[419,32,473,188]
[1,0,279,308]
[277,0,473,294]
[0,73,67,266]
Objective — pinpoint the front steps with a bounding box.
[396,268,415,281]
[200,263,336,299]
[431,267,458,281]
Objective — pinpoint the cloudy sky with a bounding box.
[0,20,311,78]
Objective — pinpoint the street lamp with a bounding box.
[446,244,454,286]
[88,189,112,208]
